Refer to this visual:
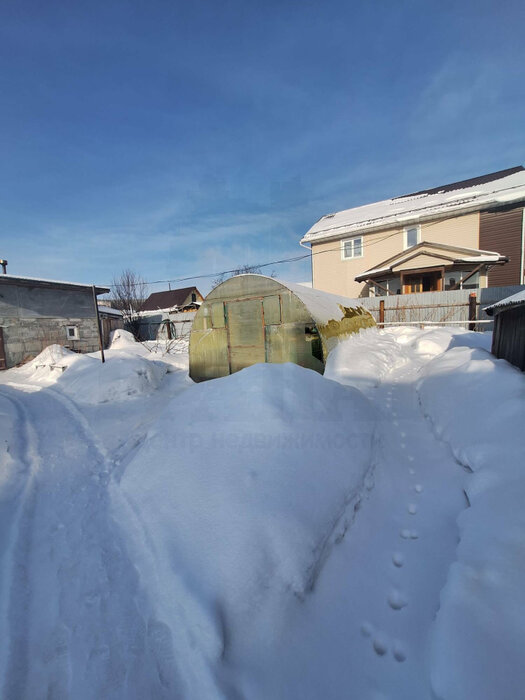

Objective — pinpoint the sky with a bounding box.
[1,0,524,296]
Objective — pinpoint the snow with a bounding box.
[0,325,524,698]
[302,168,525,242]
[485,287,525,314]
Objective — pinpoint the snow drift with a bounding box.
[113,362,376,696]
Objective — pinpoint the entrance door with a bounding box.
[0,328,6,370]
[226,299,265,374]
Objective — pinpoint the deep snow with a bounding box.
[0,326,523,699]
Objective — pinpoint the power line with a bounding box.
[103,217,455,289]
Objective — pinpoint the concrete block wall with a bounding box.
[0,316,100,368]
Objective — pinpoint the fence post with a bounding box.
[468,292,477,331]
[379,299,385,329]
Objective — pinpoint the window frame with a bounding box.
[340,235,364,260]
[66,325,79,340]
[403,225,421,250]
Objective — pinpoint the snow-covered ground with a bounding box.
[0,326,523,699]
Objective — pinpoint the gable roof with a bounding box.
[355,241,507,282]
[140,286,201,312]
[303,166,525,244]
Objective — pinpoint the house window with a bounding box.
[66,325,79,340]
[404,226,420,249]
[341,236,363,259]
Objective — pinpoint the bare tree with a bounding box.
[110,269,148,339]
[212,264,275,289]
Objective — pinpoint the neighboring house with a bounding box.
[485,289,525,371]
[301,166,525,298]
[138,286,203,341]
[0,274,109,369]
[140,286,203,312]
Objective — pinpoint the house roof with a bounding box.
[355,241,507,282]
[140,286,201,312]
[485,289,525,316]
[302,166,525,244]
[0,274,109,294]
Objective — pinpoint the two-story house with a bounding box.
[301,166,525,298]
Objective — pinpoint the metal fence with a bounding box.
[346,285,525,331]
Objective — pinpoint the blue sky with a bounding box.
[1,0,524,296]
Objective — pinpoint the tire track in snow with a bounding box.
[0,386,183,699]
[0,389,42,699]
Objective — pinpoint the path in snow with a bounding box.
[0,385,182,700]
[234,343,469,700]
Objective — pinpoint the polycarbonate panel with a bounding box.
[189,329,230,381]
[226,299,264,348]
[211,301,225,328]
[263,295,281,325]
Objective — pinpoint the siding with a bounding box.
[492,306,525,371]
[479,205,524,286]
[311,212,480,298]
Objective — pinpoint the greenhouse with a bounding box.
[189,274,375,382]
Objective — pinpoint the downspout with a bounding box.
[520,207,525,284]
[299,240,313,287]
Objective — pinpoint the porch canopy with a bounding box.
[355,241,508,295]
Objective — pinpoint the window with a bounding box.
[404,226,420,249]
[66,325,79,340]
[341,236,363,259]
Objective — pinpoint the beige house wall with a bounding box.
[311,212,480,298]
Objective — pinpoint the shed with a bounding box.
[0,274,109,369]
[485,290,525,371]
[189,274,375,382]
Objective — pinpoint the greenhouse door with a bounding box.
[226,299,265,373]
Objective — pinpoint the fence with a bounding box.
[347,285,525,331]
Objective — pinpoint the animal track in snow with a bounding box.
[407,455,415,462]
[414,484,423,494]
[392,552,404,567]
[400,432,406,438]
[373,635,388,656]
[360,621,374,638]
[400,442,406,449]
[400,529,419,540]
[408,468,416,475]
[388,589,408,610]
[393,420,399,426]
[392,641,407,663]
[407,504,417,515]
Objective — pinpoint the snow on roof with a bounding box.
[0,273,109,293]
[302,166,525,243]
[484,289,525,315]
[279,278,369,324]
[97,305,123,316]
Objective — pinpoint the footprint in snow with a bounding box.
[414,484,424,494]
[393,420,399,426]
[388,589,408,611]
[408,468,416,475]
[400,432,406,438]
[373,635,388,656]
[407,455,415,462]
[392,552,404,567]
[360,621,374,638]
[400,442,406,449]
[407,504,417,515]
[392,641,407,663]
[400,529,419,540]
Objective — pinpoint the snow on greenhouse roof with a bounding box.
[302,166,525,244]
